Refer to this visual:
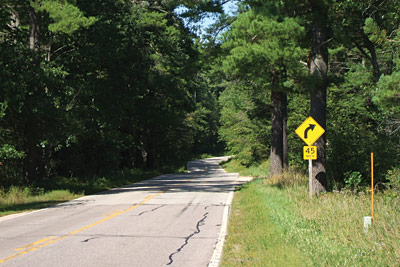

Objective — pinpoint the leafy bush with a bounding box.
[344,171,363,191]
[385,168,400,200]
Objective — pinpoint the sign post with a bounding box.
[309,158,312,199]
[295,117,325,199]
[303,146,317,198]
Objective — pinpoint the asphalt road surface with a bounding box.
[0,157,245,267]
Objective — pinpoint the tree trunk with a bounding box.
[270,91,284,178]
[282,93,289,171]
[23,116,41,184]
[309,2,328,193]
[363,35,381,82]
[29,4,40,53]
[23,4,41,183]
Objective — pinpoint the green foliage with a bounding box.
[188,102,220,154]
[0,0,222,187]
[363,17,387,45]
[219,84,269,166]
[1,0,400,192]
[344,171,363,190]
[178,0,226,23]
[217,0,400,189]
[32,0,97,34]
[0,144,25,160]
[287,92,309,168]
[375,66,400,115]
[218,5,308,168]
[222,9,307,88]
[385,167,400,200]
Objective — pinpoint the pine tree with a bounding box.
[221,8,306,176]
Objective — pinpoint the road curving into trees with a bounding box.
[0,157,246,267]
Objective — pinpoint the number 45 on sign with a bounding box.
[303,146,317,160]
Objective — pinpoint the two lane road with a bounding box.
[0,157,244,266]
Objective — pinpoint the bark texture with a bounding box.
[270,91,284,177]
[309,2,328,193]
[23,4,41,183]
[29,5,40,53]
[282,93,288,171]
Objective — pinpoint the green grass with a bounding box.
[221,158,270,178]
[221,179,310,266]
[221,159,400,266]
[0,168,164,217]
[0,187,83,217]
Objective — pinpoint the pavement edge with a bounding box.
[208,173,237,267]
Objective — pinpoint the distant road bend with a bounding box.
[0,157,246,267]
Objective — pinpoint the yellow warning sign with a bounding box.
[295,117,325,146]
[303,146,317,160]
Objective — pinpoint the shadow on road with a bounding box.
[90,157,242,195]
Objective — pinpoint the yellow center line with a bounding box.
[0,190,166,264]
[144,194,152,200]
[103,209,123,217]
[14,236,57,251]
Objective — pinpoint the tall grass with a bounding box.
[221,159,400,266]
[0,186,82,217]
[0,168,162,217]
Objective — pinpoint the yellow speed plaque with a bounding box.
[303,146,317,160]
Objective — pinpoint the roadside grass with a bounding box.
[46,168,164,195]
[0,168,163,217]
[0,187,82,217]
[222,159,400,266]
[221,179,310,266]
[221,158,270,178]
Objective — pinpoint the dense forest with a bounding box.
[218,0,400,192]
[0,0,399,193]
[0,0,223,188]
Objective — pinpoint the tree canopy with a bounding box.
[0,0,399,192]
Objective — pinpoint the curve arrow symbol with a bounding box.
[304,124,316,139]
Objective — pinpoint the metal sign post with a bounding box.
[309,158,312,199]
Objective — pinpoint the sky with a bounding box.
[175,1,238,38]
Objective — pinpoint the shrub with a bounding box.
[344,171,362,191]
[385,167,400,199]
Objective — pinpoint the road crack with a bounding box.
[81,237,99,243]
[136,205,165,216]
[166,211,209,265]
